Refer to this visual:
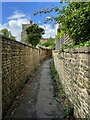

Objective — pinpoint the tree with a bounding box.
[57,2,90,44]
[0,29,10,38]
[0,29,16,40]
[34,2,90,45]
[25,24,45,47]
[41,37,55,48]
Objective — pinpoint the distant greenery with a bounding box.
[25,23,45,47]
[0,29,16,40]
[41,37,55,48]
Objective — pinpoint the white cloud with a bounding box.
[0,10,30,41]
[0,10,58,41]
[8,18,30,40]
[0,23,9,30]
[8,10,26,20]
[40,24,58,38]
[38,21,41,24]
[46,16,51,19]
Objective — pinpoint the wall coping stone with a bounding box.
[1,35,40,50]
[53,47,90,54]
[1,35,51,51]
[52,50,59,53]
[63,46,90,53]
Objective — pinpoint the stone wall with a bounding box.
[2,36,52,114]
[55,33,73,50]
[53,47,90,118]
[0,35,2,119]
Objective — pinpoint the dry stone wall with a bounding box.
[53,47,90,118]
[2,36,52,114]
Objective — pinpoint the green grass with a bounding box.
[50,60,74,119]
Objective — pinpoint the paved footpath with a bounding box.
[12,59,64,119]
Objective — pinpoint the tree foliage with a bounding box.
[55,29,64,41]
[41,37,55,48]
[25,24,45,47]
[0,29,9,38]
[57,2,90,44]
[34,2,90,45]
[34,5,60,24]
[0,29,16,40]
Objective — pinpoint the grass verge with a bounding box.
[50,60,75,119]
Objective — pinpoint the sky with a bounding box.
[0,2,66,41]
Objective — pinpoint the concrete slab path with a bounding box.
[12,59,64,119]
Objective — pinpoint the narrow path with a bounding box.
[11,59,64,118]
